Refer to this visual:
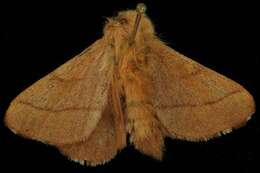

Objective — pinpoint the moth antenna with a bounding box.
[129,3,147,45]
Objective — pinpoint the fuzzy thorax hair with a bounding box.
[103,10,155,45]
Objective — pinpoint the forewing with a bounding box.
[5,39,114,145]
[149,40,255,140]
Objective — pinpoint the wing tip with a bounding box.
[240,88,256,122]
[4,104,17,134]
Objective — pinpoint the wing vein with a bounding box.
[156,90,242,109]
[17,100,101,112]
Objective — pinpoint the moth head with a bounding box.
[104,10,155,41]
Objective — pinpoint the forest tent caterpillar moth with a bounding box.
[5,3,255,166]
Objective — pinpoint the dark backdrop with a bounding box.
[1,0,259,173]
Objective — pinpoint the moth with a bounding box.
[5,3,255,166]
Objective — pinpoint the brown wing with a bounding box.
[58,93,125,166]
[148,40,255,141]
[5,39,114,145]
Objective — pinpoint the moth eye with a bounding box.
[118,17,128,25]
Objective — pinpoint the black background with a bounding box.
[1,0,259,172]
